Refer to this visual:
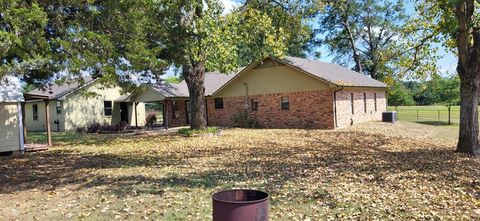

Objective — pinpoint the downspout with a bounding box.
[165,100,169,130]
[334,86,344,128]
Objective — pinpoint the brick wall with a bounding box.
[335,88,387,128]
[163,88,387,129]
[164,99,188,127]
[207,90,335,129]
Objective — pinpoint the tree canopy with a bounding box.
[316,0,438,83]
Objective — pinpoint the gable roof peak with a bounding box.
[275,56,387,88]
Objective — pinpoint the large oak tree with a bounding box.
[416,0,480,155]
[161,0,314,129]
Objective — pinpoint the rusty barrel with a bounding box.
[212,189,269,221]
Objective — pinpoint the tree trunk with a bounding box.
[457,75,480,155]
[454,0,480,156]
[341,10,363,74]
[344,22,363,74]
[183,63,207,130]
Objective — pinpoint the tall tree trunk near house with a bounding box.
[454,0,480,156]
[183,63,207,129]
[457,76,480,155]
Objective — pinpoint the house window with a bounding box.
[363,93,367,113]
[251,98,258,111]
[214,98,224,109]
[56,101,62,114]
[350,93,354,115]
[33,104,38,121]
[281,96,289,110]
[104,101,112,116]
[374,93,377,111]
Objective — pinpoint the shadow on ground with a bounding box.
[0,130,478,199]
[415,121,458,126]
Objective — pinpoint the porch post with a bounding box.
[44,99,52,146]
[21,102,27,144]
[134,102,138,127]
[164,100,169,130]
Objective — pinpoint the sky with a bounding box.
[166,0,457,78]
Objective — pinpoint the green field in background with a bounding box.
[387,106,462,125]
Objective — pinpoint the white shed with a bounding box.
[0,76,25,153]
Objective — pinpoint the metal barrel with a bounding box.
[212,189,269,221]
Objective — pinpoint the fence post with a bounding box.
[438,110,440,120]
[417,110,419,120]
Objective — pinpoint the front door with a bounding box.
[120,103,129,124]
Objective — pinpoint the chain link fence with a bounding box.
[392,108,459,125]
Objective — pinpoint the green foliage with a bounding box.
[0,1,65,82]
[395,75,460,107]
[388,82,415,107]
[177,127,219,137]
[236,0,321,60]
[231,110,257,128]
[430,75,460,107]
[317,0,438,82]
[164,76,181,84]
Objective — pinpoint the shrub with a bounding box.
[145,113,157,126]
[76,127,86,133]
[86,123,119,133]
[99,124,118,132]
[231,110,256,128]
[178,127,219,137]
[87,123,102,133]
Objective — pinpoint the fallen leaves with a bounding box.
[0,121,478,220]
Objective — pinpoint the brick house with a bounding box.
[129,56,387,129]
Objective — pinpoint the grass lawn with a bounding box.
[27,131,86,144]
[1,122,479,220]
[387,105,464,126]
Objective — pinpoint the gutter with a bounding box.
[333,86,344,128]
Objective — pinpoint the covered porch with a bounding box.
[22,94,53,152]
[126,85,191,129]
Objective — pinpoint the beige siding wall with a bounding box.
[63,83,146,131]
[0,103,21,152]
[25,83,146,132]
[25,100,65,132]
[335,88,387,128]
[128,102,146,127]
[131,87,165,103]
[216,61,330,97]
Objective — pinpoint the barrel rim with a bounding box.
[212,189,269,204]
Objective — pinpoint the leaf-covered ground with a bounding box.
[0,122,479,220]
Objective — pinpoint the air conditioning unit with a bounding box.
[382,111,397,123]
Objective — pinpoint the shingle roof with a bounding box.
[114,94,132,102]
[280,56,387,88]
[0,76,24,102]
[25,76,95,100]
[151,70,240,97]
[151,83,187,97]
